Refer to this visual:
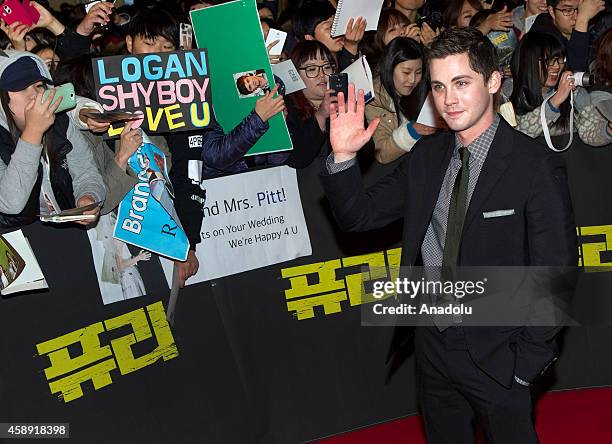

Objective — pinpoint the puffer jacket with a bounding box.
[198,109,269,178]
[365,79,420,164]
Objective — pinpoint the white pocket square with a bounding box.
[483,209,515,219]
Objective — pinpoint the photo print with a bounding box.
[233,69,270,98]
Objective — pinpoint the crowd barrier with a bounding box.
[1,136,611,443]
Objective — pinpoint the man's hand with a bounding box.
[75,195,101,226]
[576,0,605,32]
[329,83,379,163]
[176,250,199,288]
[344,17,366,55]
[77,1,113,36]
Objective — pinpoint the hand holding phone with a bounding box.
[0,0,39,26]
[42,83,76,114]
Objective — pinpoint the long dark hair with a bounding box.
[361,9,410,70]
[378,37,427,124]
[289,40,337,120]
[510,32,570,129]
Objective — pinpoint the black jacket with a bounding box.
[530,14,589,72]
[321,118,578,387]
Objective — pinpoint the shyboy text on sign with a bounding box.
[93,50,215,137]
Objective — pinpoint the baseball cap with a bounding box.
[0,57,53,92]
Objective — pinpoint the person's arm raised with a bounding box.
[329,83,379,162]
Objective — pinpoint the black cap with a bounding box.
[0,57,53,92]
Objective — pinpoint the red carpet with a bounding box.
[318,387,612,443]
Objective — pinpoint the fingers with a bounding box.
[355,88,366,117]
[121,119,135,134]
[329,102,338,121]
[364,117,380,140]
[347,82,356,107]
[49,95,63,113]
[337,92,346,114]
[346,17,355,34]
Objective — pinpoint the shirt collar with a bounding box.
[453,114,501,165]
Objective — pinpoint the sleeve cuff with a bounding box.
[325,153,357,174]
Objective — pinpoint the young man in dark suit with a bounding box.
[322,27,577,443]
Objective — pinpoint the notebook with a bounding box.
[331,0,385,38]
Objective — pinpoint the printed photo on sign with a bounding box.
[0,235,25,291]
[87,212,169,305]
[233,69,269,98]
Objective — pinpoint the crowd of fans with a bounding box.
[0,0,609,284]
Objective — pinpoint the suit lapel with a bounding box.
[463,119,514,234]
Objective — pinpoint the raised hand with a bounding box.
[420,22,440,47]
[116,120,143,170]
[404,23,422,42]
[22,88,62,145]
[0,20,30,51]
[480,6,513,33]
[31,1,65,36]
[344,17,367,55]
[76,1,114,36]
[329,83,379,163]
[255,85,285,122]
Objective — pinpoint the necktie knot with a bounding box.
[459,146,470,168]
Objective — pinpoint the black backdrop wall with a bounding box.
[1,137,612,444]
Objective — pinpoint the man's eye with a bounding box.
[433,84,443,91]
[457,81,468,87]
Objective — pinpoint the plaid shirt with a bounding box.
[325,115,501,266]
[422,115,500,266]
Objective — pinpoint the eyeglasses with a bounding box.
[298,63,334,78]
[542,56,566,67]
[554,7,578,16]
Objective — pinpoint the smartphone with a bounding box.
[42,83,76,114]
[84,0,102,13]
[329,73,348,101]
[180,23,193,50]
[265,28,287,56]
[0,0,39,26]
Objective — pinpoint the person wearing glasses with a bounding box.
[530,0,605,71]
[274,41,342,169]
[365,37,436,164]
[509,32,611,146]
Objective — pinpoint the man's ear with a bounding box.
[487,70,502,95]
[548,6,555,21]
[126,35,133,54]
[304,34,315,41]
